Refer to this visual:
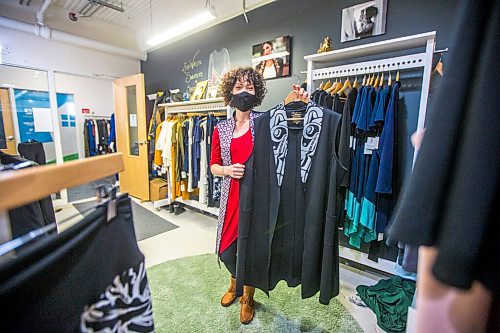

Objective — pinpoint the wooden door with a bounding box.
[0,88,16,155]
[113,74,149,200]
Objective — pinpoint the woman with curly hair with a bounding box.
[209,66,267,324]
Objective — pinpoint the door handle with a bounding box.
[6,136,14,141]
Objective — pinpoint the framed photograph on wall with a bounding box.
[252,36,291,80]
[341,0,388,43]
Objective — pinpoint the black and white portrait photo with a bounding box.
[341,0,387,42]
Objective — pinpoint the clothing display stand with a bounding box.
[154,98,230,214]
[304,31,436,275]
[0,153,124,242]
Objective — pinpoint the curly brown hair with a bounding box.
[220,67,267,106]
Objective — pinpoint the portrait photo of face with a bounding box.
[251,36,291,80]
[341,0,387,43]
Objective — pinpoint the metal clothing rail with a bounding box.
[159,97,231,116]
[304,31,437,275]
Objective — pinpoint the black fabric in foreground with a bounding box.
[388,0,500,293]
[0,195,154,332]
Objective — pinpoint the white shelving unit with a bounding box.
[305,31,437,275]
[152,98,229,215]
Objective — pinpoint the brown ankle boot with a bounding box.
[220,276,237,307]
[239,285,255,324]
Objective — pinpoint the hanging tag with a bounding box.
[181,171,187,178]
[364,145,373,155]
[366,137,373,150]
[352,138,356,150]
[373,136,380,149]
[181,183,186,192]
[377,233,384,241]
[349,136,353,148]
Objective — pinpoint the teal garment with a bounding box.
[357,276,416,333]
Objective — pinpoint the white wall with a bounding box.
[55,73,114,159]
[0,27,140,78]
[0,25,141,160]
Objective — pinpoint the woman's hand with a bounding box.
[292,84,310,102]
[225,163,245,179]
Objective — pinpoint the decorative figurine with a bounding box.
[317,37,333,53]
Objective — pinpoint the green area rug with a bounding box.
[147,253,362,333]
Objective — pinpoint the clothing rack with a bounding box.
[0,153,124,243]
[304,31,436,275]
[152,98,229,212]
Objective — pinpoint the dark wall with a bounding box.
[141,0,460,109]
[141,0,461,262]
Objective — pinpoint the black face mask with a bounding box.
[229,91,257,112]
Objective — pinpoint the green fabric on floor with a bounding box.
[356,276,416,333]
[147,253,362,333]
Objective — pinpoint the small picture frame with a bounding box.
[252,36,291,80]
[341,0,388,43]
[190,80,208,101]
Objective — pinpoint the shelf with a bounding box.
[175,197,220,216]
[159,97,228,114]
[304,31,436,63]
[159,97,224,108]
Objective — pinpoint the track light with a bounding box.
[146,7,217,47]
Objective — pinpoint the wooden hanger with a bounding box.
[433,55,444,76]
[379,72,384,87]
[374,72,380,87]
[369,71,376,86]
[331,78,345,95]
[396,69,400,82]
[336,77,352,96]
[323,80,332,91]
[388,70,392,86]
[319,81,324,90]
[0,154,124,212]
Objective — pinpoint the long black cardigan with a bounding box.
[235,102,346,305]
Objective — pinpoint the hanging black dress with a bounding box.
[236,101,346,305]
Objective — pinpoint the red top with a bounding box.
[210,126,253,254]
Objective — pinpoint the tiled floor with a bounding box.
[56,197,386,333]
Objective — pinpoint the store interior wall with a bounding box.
[0,64,56,162]
[141,0,460,109]
[54,74,115,159]
[140,0,462,261]
[0,26,141,161]
[0,27,140,78]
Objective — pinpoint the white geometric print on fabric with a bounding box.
[80,261,154,333]
[269,101,323,186]
[300,104,323,183]
[270,103,288,187]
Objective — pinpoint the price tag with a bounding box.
[181,171,187,178]
[349,136,354,148]
[378,233,384,241]
[352,138,356,150]
[372,136,380,150]
[180,183,186,192]
[364,145,373,155]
